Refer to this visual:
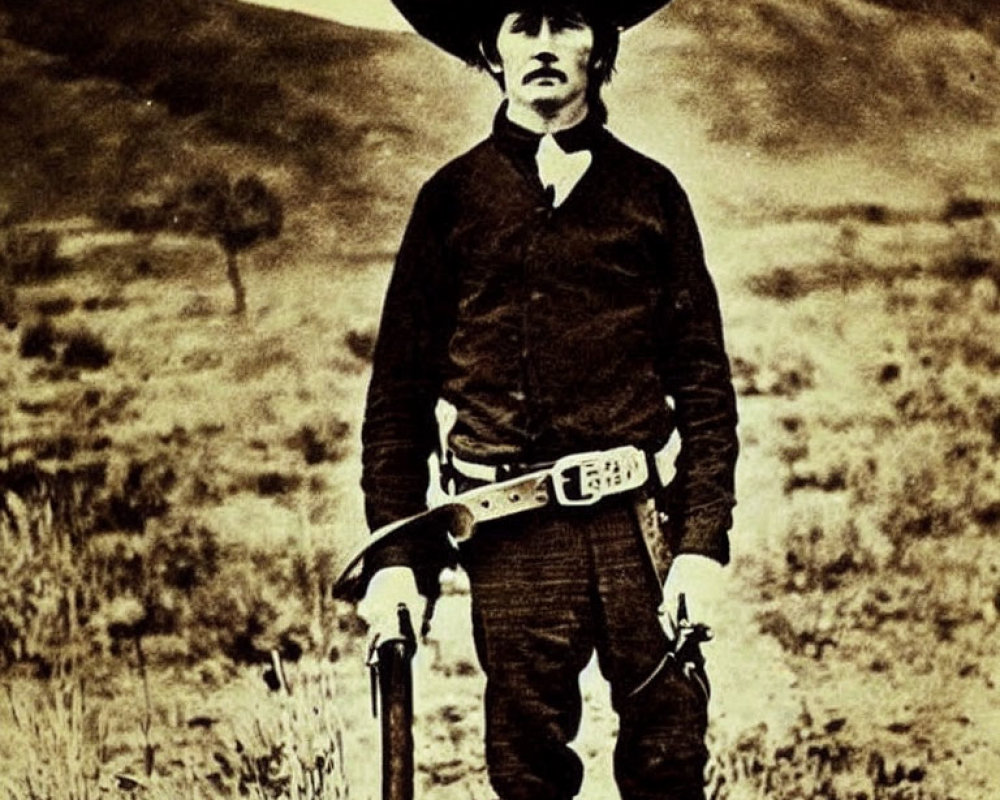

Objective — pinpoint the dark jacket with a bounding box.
[361,108,738,575]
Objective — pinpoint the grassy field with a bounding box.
[2,0,1000,798]
[3,194,998,800]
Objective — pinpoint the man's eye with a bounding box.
[509,13,540,34]
[549,15,586,32]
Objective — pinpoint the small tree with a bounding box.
[177,171,283,316]
[103,170,282,316]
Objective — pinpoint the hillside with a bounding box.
[669,0,999,155]
[609,0,1000,222]
[0,0,492,251]
[1,0,998,247]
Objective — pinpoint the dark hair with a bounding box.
[477,3,621,122]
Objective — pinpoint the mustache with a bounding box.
[523,66,567,84]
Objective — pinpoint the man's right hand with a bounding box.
[357,566,425,644]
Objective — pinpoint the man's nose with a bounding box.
[533,18,555,50]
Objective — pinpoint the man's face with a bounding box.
[494,9,595,113]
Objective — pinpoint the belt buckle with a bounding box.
[551,446,649,507]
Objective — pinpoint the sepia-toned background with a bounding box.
[1,0,998,797]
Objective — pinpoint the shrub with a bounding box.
[102,459,176,532]
[344,328,376,361]
[943,196,986,223]
[62,328,113,369]
[0,454,342,672]
[1,228,65,283]
[82,295,128,312]
[18,317,57,360]
[146,520,221,600]
[747,267,805,301]
[34,295,75,316]
[707,713,942,800]
[224,662,350,799]
[1,679,111,800]
[286,421,350,465]
[178,293,215,318]
[256,471,302,496]
[0,464,105,670]
[1,278,17,330]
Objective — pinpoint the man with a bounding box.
[358,2,738,798]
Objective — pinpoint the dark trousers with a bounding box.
[460,495,708,800]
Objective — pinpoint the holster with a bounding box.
[632,488,674,588]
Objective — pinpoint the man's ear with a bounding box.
[479,41,503,75]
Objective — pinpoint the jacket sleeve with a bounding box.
[657,181,739,564]
[360,179,456,584]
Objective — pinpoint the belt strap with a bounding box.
[333,445,650,595]
[455,444,649,518]
[449,435,680,493]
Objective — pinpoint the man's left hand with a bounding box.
[659,553,725,639]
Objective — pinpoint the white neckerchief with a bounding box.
[535,133,592,208]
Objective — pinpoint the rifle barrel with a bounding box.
[376,607,417,800]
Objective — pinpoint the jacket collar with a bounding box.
[491,102,605,161]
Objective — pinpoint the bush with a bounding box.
[286,421,350,465]
[0,463,106,669]
[34,296,76,316]
[0,278,16,330]
[82,295,128,312]
[223,662,350,799]
[747,267,805,301]
[707,713,942,800]
[1,228,66,284]
[943,196,986,223]
[256,471,302,497]
[102,458,176,532]
[344,328,376,361]
[18,318,57,360]
[0,452,342,671]
[62,328,113,369]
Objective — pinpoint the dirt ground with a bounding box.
[5,200,999,799]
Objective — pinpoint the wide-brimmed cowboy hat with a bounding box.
[390,0,673,64]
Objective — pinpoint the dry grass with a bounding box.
[1,658,353,800]
[3,192,1000,800]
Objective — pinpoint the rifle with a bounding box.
[368,603,418,800]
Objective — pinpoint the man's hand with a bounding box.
[357,566,425,645]
[659,553,725,638]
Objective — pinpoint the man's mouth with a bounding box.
[523,67,567,85]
